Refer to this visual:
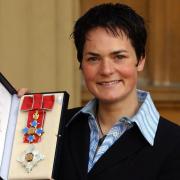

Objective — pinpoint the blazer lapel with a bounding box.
[89,125,148,176]
[67,113,90,180]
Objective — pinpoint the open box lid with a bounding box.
[0,72,17,95]
[0,73,18,179]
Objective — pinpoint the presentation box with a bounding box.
[0,73,69,180]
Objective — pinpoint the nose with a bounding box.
[99,58,114,76]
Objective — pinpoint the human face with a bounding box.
[81,27,145,105]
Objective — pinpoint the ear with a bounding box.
[137,56,145,72]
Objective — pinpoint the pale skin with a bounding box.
[81,27,145,135]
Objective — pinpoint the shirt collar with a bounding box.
[81,98,97,118]
[69,89,160,146]
[131,90,160,146]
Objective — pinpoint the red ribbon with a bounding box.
[21,94,55,143]
[21,94,54,110]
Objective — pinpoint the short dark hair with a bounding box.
[72,3,147,65]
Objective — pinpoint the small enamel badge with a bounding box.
[17,145,45,173]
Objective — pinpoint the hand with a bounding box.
[17,88,29,98]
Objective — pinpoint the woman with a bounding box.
[57,3,180,180]
[19,3,180,180]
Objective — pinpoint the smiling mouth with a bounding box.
[97,80,121,86]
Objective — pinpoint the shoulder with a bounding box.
[62,107,90,136]
[64,107,83,124]
[155,116,180,146]
[66,107,83,117]
[158,117,180,135]
[155,118,180,179]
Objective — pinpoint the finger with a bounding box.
[17,88,29,98]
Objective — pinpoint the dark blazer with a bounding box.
[57,107,180,180]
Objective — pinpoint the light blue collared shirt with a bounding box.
[69,89,160,172]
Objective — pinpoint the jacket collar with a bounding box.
[67,116,148,177]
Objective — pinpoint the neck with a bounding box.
[97,90,139,134]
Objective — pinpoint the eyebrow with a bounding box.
[85,50,128,56]
[85,52,100,56]
[110,50,128,55]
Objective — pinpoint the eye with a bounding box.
[115,54,126,60]
[87,56,99,62]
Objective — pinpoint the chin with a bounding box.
[97,95,122,104]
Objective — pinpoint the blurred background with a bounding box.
[0,0,180,124]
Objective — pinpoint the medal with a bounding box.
[17,94,54,173]
[21,94,54,143]
[22,110,45,143]
[17,145,45,173]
